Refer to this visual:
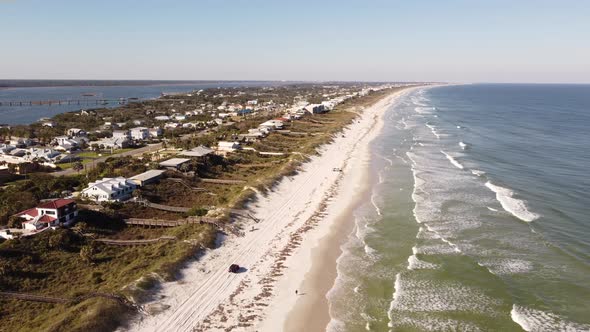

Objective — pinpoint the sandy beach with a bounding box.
[126,88,413,332]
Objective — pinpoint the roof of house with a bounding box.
[18,207,38,218]
[181,146,213,157]
[83,177,135,195]
[37,199,75,210]
[37,214,57,223]
[130,169,165,182]
[159,158,191,167]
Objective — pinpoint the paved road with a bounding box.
[51,128,211,177]
[51,143,162,177]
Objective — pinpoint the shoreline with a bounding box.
[126,88,415,332]
[266,88,416,332]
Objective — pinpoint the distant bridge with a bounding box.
[0,99,130,107]
[0,97,199,107]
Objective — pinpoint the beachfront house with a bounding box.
[16,199,78,231]
[129,169,165,187]
[159,158,191,171]
[82,177,136,202]
[181,146,214,158]
[259,119,284,130]
[304,104,327,114]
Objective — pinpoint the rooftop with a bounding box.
[181,146,213,157]
[159,158,191,167]
[130,169,165,181]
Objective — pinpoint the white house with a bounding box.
[260,119,284,130]
[112,130,130,140]
[82,177,136,202]
[130,127,149,140]
[218,141,241,152]
[154,115,170,121]
[53,136,80,151]
[95,137,130,149]
[304,104,327,114]
[67,128,87,137]
[149,127,162,138]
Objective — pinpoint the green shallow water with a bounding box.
[326,86,590,332]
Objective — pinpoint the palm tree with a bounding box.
[73,161,84,173]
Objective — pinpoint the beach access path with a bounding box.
[126,90,409,332]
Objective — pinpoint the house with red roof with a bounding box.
[16,199,78,231]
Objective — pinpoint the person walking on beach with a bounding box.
[295,290,298,295]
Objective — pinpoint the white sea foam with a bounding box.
[389,275,500,313]
[391,317,483,332]
[459,141,468,150]
[440,150,464,169]
[485,181,540,222]
[425,123,441,139]
[479,259,533,275]
[415,106,435,114]
[511,304,590,332]
[487,206,499,212]
[471,169,486,177]
[364,244,379,259]
[416,226,441,240]
[370,193,381,216]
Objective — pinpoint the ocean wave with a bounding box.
[440,150,465,169]
[416,226,441,240]
[408,247,440,270]
[370,193,381,216]
[478,258,533,275]
[390,316,483,332]
[459,141,468,150]
[487,206,499,212]
[485,181,540,222]
[471,169,486,177]
[511,305,590,332]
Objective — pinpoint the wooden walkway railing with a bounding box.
[124,217,244,237]
[95,236,176,246]
[138,200,190,213]
[199,178,246,185]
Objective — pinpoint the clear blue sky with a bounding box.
[1,0,589,82]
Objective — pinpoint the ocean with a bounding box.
[0,80,282,125]
[327,84,590,331]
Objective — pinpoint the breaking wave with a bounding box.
[440,150,464,170]
[485,181,540,222]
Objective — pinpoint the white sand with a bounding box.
[126,89,413,332]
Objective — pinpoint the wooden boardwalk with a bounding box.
[124,217,244,237]
[0,291,143,312]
